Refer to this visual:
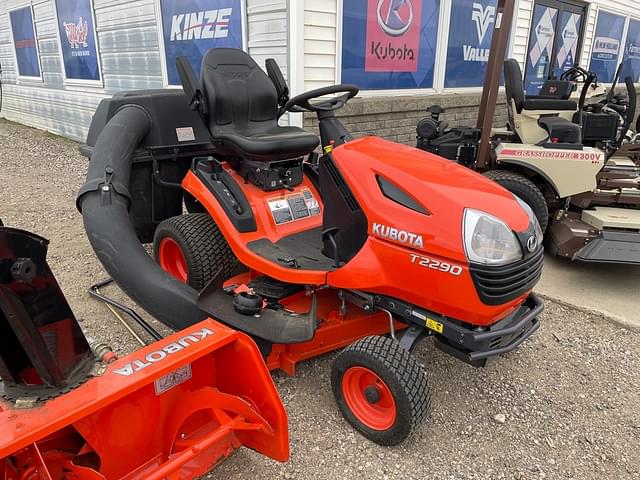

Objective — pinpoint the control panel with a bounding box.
[267,189,321,225]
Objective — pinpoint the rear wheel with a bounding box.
[153,213,240,290]
[331,335,431,446]
[483,170,549,232]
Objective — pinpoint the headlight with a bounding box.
[513,195,544,247]
[463,209,522,266]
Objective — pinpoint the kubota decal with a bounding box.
[409,253,463,275]
[372,222,424,248]
[113,328,213,376]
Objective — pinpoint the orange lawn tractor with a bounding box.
[0,223,288,479]
[77,48,544,446]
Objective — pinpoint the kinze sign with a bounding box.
[169,8,232,41]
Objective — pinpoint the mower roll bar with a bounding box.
[475,0,516,169]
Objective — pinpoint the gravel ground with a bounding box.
[1,119,639,480]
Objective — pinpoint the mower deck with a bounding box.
[582,207,640,230]
[548,209,640,264]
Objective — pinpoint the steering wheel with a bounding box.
[560,66,590,83]
[285,84,359,113]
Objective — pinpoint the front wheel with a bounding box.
[483,170,549,232]
[331,336,431,446]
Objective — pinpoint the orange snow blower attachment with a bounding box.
[0,225,288,479]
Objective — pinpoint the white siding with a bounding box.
[512,0,534,66]
[247,0,288,74]
[307,0,640,93]
[303,0,337,90]
[0,0,288,140]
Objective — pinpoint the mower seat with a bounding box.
[200,48,319,161]
[537,80,575,100]
[504,59,578,144]
[537,116,582,145]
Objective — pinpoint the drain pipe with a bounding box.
[77,105,206,330]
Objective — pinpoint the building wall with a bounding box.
[0,0,637,143]
[303,93,508,145]
[0,0,287,141]
[302,0,640,146]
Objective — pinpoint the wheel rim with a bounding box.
[342,366,396,431]
[158,237,188,283]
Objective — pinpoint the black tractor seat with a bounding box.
[200,48,319,161]
[504,59,576,114]
[537,116,582,146]
[215,125,319,161]
[521,97,576,111]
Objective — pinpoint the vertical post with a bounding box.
[475,0,515,169]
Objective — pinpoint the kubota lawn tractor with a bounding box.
[77,47,544,446]
[416,0,640,265]
[0,223,288,478]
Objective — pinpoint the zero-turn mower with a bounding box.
[0,222,288,479]
[77,46,544,446]
[416,0,640,265]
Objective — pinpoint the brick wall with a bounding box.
[304,92,508,146]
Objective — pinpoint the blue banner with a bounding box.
[621,19,640,83]
[55,0,100,82]
[9,6,40,78]
[589,10,625,83]
[552,11,582,80]
[444,0,498,87]
[160,0,243,86]
[524,4,557,95]
[341,0,440,90]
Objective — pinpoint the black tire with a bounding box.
[331,335,431,446]
[153,213,240,290]
[483,169,549,232]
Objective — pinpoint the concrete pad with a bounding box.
[536,253,640,330]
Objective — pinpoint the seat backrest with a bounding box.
[200,48,279,136]
[504,59,526,113]
[539,80,574,99]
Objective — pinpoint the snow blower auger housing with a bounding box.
[0,225,288,479]
[78,48,543,446]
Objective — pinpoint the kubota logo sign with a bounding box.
[113,328,213,376]
[365,0,422,72]
[376,0,414,36]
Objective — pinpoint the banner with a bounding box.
[159,0,243,86]
[622,18,640,83]
[589,10,625,83]
[55,0,101,82]
[9,6,40,78]
[524,4,557,95]
[444,0,498,87]
[341,0,440,90]
[552,11,582,79]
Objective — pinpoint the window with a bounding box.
[621,18,640,82]
[444,0,498,88]
[54,0,102,84]
[340,0,441,90]
[524,0,586,94]
[589,9,626,83]
[156,0,245,86]
[8,4,41,79]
